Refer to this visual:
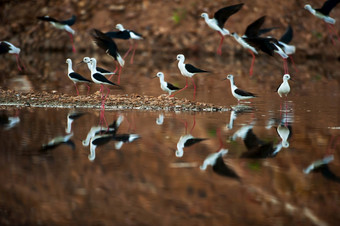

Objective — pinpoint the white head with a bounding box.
[66,58,72,64]
[283,74,290,81]
[156,72,164,78]
[282,140,290,148]
[227,74,234,80]
[83,57,91,63]
[116,24,125,31]
[176,54,185,61]
[201,13,209,19]
[304,4,313,11]
[175,149,183,157]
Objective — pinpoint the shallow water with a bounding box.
[1,80,340,225]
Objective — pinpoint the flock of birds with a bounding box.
[0,1,339,107]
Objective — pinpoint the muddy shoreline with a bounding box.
[0,89,229,112]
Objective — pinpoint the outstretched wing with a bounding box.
[37,16,59,23]
[279,25,293,44]
[244,16,266,38]
[214,3,244,29]
[60,15,76,26]
[91,29,119,59]
[105,30,131,40]
[316,0,340,16]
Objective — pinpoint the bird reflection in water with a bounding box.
[65,110,86,134]
[200,128,240,179]
[226,106,254,130]
[41,133,75,151]
[0,110,20,130]
[156,113,164,125]
[303,155,340,183]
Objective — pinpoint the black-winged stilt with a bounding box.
[175,134,207,157]
[305,0,340,44]
[171,54,209,101]
[276,123,292,148]
[41,133,75,151]
[223,74,256,103]
[200,149,240,179]
[153,72,180,96]
[88,133,114,161]
[303,155,340,183]
[66,58,92,96]
[37,15,77,52]
[113,133,140,150]
[201,3,244,55]
[90,29,125,84]
[81,57,115,76]
[277,74,291,98]
[0,41,24,71]
[65,111,86,134]
[105,24,143,64]
[0,111,20,130]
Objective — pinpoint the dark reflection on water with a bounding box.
[0,84,340,225]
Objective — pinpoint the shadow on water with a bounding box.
[0,76,340,225]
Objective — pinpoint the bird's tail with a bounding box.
[117,53,125,67]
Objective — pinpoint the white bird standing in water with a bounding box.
[277,74,291,97]
[223,74,256,103]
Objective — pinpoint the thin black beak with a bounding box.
[152,76,157,79]
[77,61,84,65]
[222,77,228,81]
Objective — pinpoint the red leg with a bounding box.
[74,83,79,96]
[249,50,255,76]
[192,77,196,101]
[216,128,223,151]
[217,32,224,55]
[68,33,76,53]
[283,58,289,74]
[109,62,119,81]
[190,114,196,134]
[123,42,133,60]
[289,55,298,73]
[15,54,22,71]
[117,66,122,85]
[329,24,340,41]
[130,42,137,64]
[86,84,91,95]
[170,78,188,97]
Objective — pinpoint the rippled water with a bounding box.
[1,52,340,225]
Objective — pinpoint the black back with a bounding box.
[318,165,340,183]
[0,42,10,54]
[60,15,76,26]
[91,29,119,60]
[166,82,180,91]
[92,135,114,146]
[214,3,244,29]
[37,15,76,26]
[234,88,256,97]
[279,25,293,44]
[69,72,92,83]
[68,112,86,120]
[316,0,340,16]
[184,138,207,147]
[93,73,119,87]
[244,36,278,56]
[240,129,275,158]
[96,66,113,74]
[105,30,131,40]
[37,16,59,23]
[212,155,241,180]
[245,16,266,38]
[185,64,208,73]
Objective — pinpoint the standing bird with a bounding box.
[90,29,125,84]
[175,134,207,157]
[37,15,77,53]
[201,3,244,55]
[66,58,92,96]
[171,54,209,101]
[105,24,143,64]
[305,0,340,44]
[0,41,24,71]
[223,74,256,103]
[277,74,291,98]
[88,58,120,109]
[200,149,240,179]
[153,72,180,96]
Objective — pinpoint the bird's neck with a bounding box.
[67,62,74,74]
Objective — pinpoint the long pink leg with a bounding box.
[289,55,298,73]
[74,83,79,96]
[68,33,76,53]
[109,62,119,80]
[217,32,224,55]
[249,50,255,76]
[86,84,91,95]
[283,58,289,74]
[329,24,340,41]
[117,66,122,85]
[15,54,22,71]
[326,23,340,45]
[170,78,188,97]
[123,43,133,59]
[130,42,137,64]
[189,114,196,134]
[192,77,196,101]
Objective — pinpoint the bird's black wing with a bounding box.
[234,88,256,97]
[244,16,266,38]
[319,165,340,183]
[166,82,180,90]
[214,3,244,29]
[37,16,59,23]
[96,67,113,74]
[93,73,119,87]
[91,29,119,59]
[60,15,76,26]
[69,72,92,83]
[212,156,241,179]
[68,112,86,120]
[316,0,340,16]
[243,129,262,150]
[0,42,10,54]
[185,64,209,73]
[245,37,276,56]
[184,138,207,147]
[105,30,130,40]
[258,27,279,36]
[92,135,114,146]
[279,25,293,44]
